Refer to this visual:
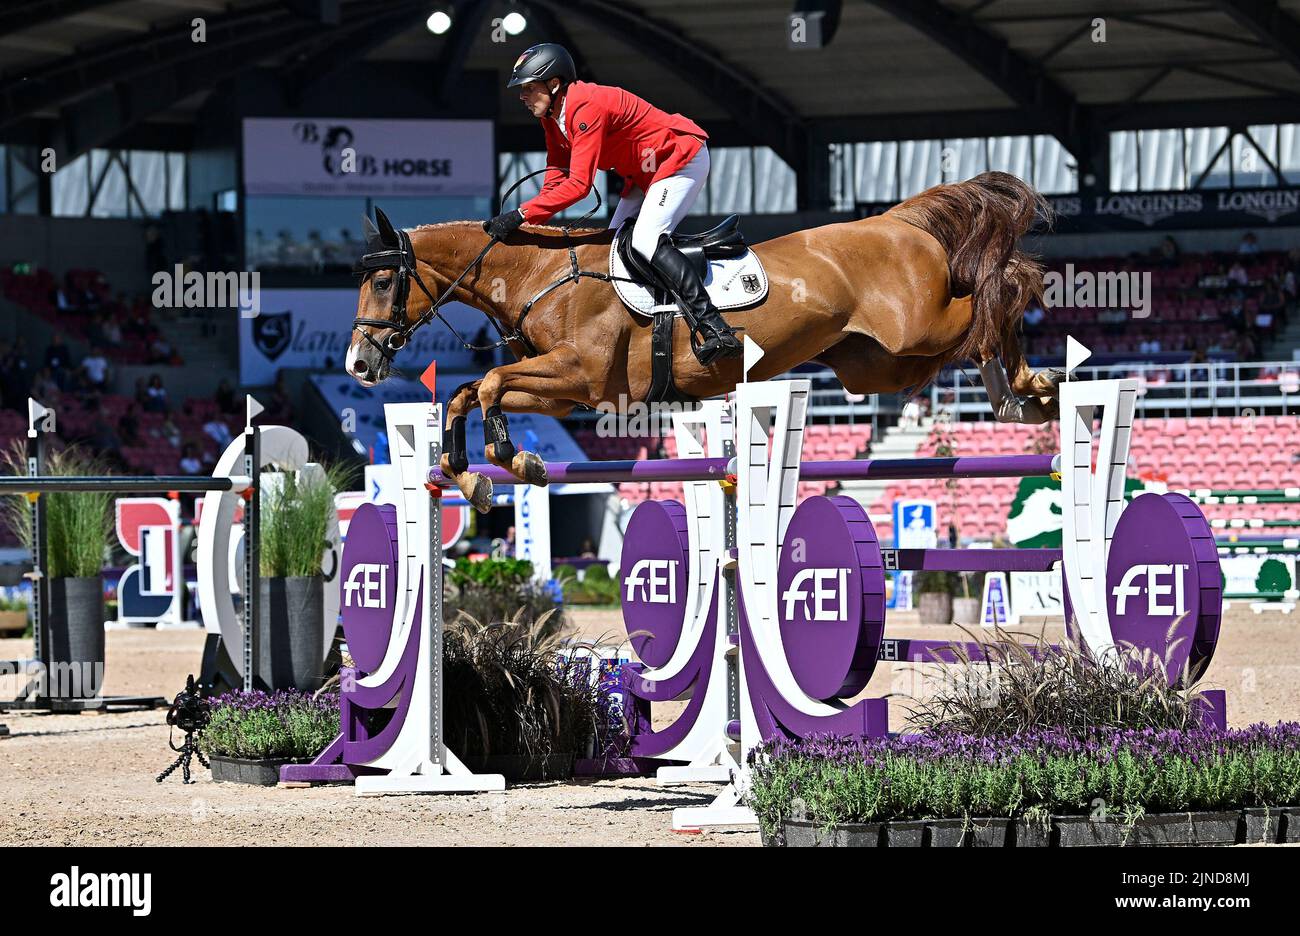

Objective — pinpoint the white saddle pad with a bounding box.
[609,239,769,318]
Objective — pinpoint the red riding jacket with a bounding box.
[519,81,708,224]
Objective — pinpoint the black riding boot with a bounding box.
[650,235,743,365]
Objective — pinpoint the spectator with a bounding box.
[1158,235,1180,267]
[215,378,239,415]
[1022,301,1045,328]
[118,406,142,447]
[43,334,71,387]
[158,416,182,449]
[0,340,32,411]
[31,367,60,403]
[1259,279,1285,339]
[268,372,294,422]
[143,373,168,413]
[1238,232,1260,255]
[81,346,109,389]
[179,443,203,475]
[203,416,233,449]
[102,314,123,348]
[1227,260,1249,286]
[579,538,597,559]
[147,331,174,365]
[899,397,922,429]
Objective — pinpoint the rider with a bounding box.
[483,43,742,365]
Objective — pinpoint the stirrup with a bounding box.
[689,324,743,365]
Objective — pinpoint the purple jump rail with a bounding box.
[428,454,1060,487]
[880,639,1059,664]
[882,548,1062,572]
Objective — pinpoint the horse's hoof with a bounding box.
[457,472,494,514]
[513,451,549,486]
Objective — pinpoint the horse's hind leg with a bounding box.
[442,380,494,512]
[477,351,584,488]
[980,357,1059,424]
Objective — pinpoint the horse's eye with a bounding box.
[375,277,391,291]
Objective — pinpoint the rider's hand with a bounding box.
[483,209,525,240]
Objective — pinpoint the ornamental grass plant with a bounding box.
[902,626,1210,737]
[442,610,607,762]
[1,442,113,578]
[259,462,354,578]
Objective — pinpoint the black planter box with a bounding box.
[782,818,885,847]
[1240,808,1284,845]
[968,818,1011,847]
[210,755,297,786]
[772,810,1272,848]
[48,576,105,705]
[1285,809,1300,844]
[259,576,325,691]
[1055,811,1239,847]
[1014,818,1052,847]
[886,820,927,847]
[926,818,969,847]
[460,752,575,782]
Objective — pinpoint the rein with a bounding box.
[353,168,640,362]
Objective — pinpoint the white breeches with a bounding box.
[608,144,710,261]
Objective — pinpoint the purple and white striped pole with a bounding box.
[428,453,1060,487]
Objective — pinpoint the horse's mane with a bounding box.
[409,219,613,247]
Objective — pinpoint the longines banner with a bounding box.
[858,186,1300,231]
[242,118,494,197]
[239,288,487,385]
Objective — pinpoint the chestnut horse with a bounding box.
[348,171,1061,512]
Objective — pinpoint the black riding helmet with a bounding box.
[507,43,576,88]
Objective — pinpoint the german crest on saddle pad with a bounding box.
[609,217,769,317]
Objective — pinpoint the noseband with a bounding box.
[352,228,511,363]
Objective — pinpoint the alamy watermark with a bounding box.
[594,397,704,438]
[1043,263,1151,319]
[151,264,260,316]
[0,660,105,701]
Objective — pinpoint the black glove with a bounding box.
[483,209,525,240]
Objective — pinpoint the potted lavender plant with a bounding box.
[204,689,340,785]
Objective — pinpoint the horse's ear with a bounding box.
[374,206,399,247]
[362,213,381,250]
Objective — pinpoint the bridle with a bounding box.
[351,227,509,363]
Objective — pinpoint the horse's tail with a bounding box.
[887,171,1051,385]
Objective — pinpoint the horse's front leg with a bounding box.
[477,351,586,488]
[440,379,494,512]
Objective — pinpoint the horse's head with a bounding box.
[347,206,432,387]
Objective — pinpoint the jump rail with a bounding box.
[0,476,251,493]
[428,454,1061,487]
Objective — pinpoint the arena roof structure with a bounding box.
[3,1,1300,197]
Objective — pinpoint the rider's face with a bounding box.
[519,80,556,118]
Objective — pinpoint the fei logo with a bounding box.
[623,559,679,604]
[1112,564,1188,616]
[781,568,850,622]
[343,564,388,609]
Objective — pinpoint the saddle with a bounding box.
[614,214,748,295]
[608,215,767,405]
